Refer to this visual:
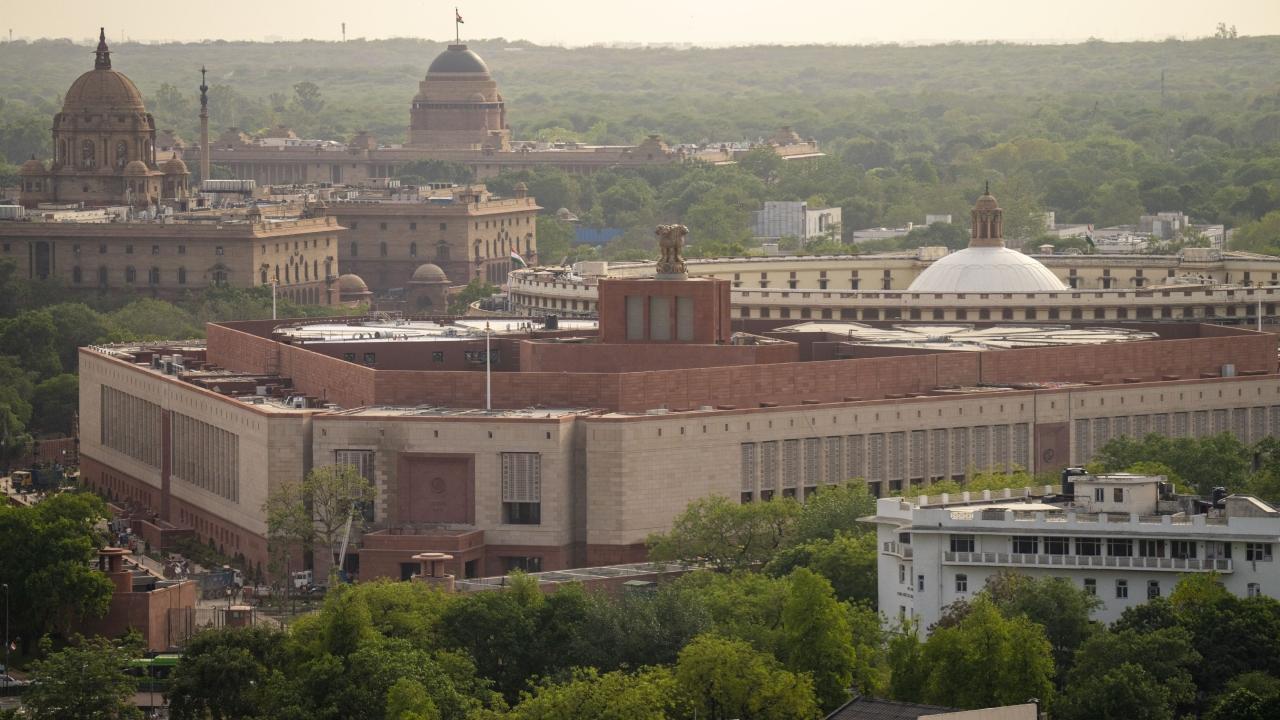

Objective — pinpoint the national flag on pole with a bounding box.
[1084,223,1096,249]
[510,251,528,268]
[456,8,464,24]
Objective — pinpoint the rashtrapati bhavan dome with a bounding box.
[18,28,189,209]
[409,43,510,150]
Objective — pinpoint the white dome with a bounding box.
[908,246,1068,293]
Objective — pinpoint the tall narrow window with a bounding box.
[501,453,542,525]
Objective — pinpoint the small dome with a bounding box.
[514,181,528,191]
[974,192,999,211]
[123,160,150,176]
[907,246,1068,294]
[20,158,46,174]
[162,156,188,174]
[336,273,369,293]
[426,44,490,75]
[411,263,449,283]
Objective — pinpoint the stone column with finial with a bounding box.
[199,66,210,186]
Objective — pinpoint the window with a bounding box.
[177,267,186,285]
[503,556,542,573]
[1107,539,1133,557]
[343,352,356,362]
[1248,583,1262,598]
[151,245,160,255]
[125,266,136,284]
[1045,537,1070,555]
[409,222,417,231]
[99,243,107,254]
[955,574,968,593]
[917,575,925,592]
[379,222,387,231]
[431,351,444,363]
[1113,487,1125,502]
[215,246,224,256]
[1094,488,1105,502]
[178,245,186,255]
[1076,537,1102,556]
[125,244,134,255]
[148,267,160,285]
[362,352,376,365]
[1171,541,1197,559]
[1247,543,1273,561]
[1116,579,1129,599]
[950,535,975,553]
[98,266,108,286]
[410,242,418,257]
[1012,536,1039,554]
[501,453,542,525]
[72,266,82,284]
[1084,578,1097,595]
[899,564,906,584]
[439,223,447,231]
[1206,541,1231,560]
[379,242,388,257]
[1138,539,1165,558]
[72,244,81,255]
[1147,580,1161,599]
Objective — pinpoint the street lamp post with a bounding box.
[2,582,9,673]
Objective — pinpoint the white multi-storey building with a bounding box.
[867,473,1279,629]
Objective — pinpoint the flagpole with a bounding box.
[484,322,492,411]
[455,7,460,43]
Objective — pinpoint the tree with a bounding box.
[982,572,1101,681]
[674,634,819,720]
[24,635,141,720]
[167,626,285,720]
[472,667,677,720]
[788,482,876,546]
[647,495,799,570]
[1063,627,1199,718]
[1091,433,1251,495]
[30,373,79,436]
[0,494,114,653]
[448,278,498,315]
[1056,663,1174,720]
[912,597,1056,710]
[533,217,575,265]
[765,531,877,606]
[272,464,374,580]
[738,147,783,183]
[437,573,544,702]
[1207,689,1280,720]
[779,568,856,711]
[292,81,325,114]
[0,309,62,377]
[108,299,203,340]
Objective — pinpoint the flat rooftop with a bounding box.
[330,405,595,419]
[272,317,598,344]
[775,322,1159,350]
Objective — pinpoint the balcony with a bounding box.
[883,541,913,559]
[943,551,1231,573]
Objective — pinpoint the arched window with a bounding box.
[149,267,160,285]
[285,265,291,283]
[115,140,128,168]
[98,266,108,286]
[58,140,66,164]
[274,265,280,283]
[72,266,82,284]
[379,242,388,258]
[313,259,319,279]
[409,242,418,258]
[303,262,310,281]
[260,268,268,285]
[178,267,187,285]
[350,241,358,257]
[125,266,136,284]
[213,269,228,286]
[81,140,96,169]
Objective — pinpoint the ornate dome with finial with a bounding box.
[61,28,147,114]
[907,187,1067,294]
[123,160,149,176]
[162,156,188,174]
[426,44,491,75]
[20,158,46,175]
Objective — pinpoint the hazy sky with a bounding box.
[8,0,1280,45]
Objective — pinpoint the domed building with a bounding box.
[407,263,451,311]
[907,188,1067,294]
[336,273,373,306]
[407,44,510,150]
[18,28,187,209]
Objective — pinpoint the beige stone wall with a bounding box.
[312,415,578,550]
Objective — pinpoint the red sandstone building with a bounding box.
[78,224,1280,581]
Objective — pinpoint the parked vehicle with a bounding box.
[291,570,313,589]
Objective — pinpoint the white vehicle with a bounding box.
[291,570,313,589]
